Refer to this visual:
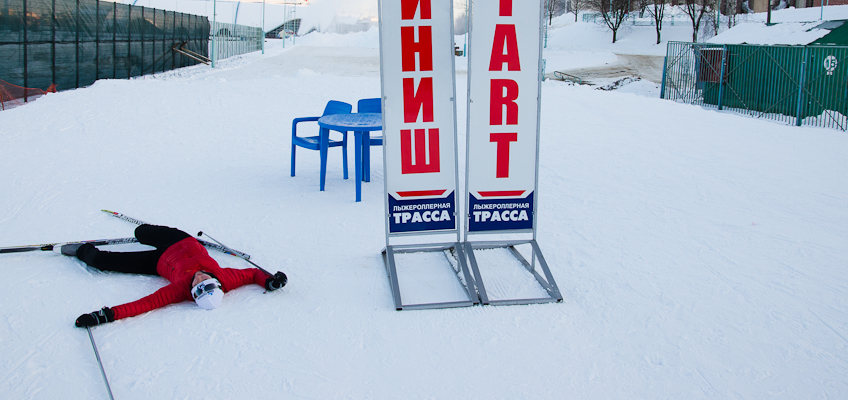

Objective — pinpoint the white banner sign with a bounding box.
[466,0,542,232]
[379,0,459,234]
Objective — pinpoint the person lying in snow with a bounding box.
[55,224,287,327]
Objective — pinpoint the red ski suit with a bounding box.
[111,238,270,320]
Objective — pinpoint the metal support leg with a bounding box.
[382,243,479,311]
[463,239,563,306]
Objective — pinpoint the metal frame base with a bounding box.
[382,242,480,311]
[464,239,563,306]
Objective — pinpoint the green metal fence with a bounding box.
[662,41,848,130]
[0,0,209,94]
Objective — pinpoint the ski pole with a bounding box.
[86,327,115,400]
[196,231,272,276]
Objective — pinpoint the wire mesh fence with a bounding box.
[662,41,848,130]
[210,21,262,61]
[581,12,688,26]
[0,0,210,100]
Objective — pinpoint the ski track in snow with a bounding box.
[1,21,848,399]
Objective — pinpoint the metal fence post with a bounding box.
[52,0,56,87]
[127,4,131,78]
[212,0,217,68]
[113,2,116,79]
[172,11,176,70]
[717,46,727,110]
[660,55,668,99]
[23,0,27,101]
[75,0,80,88]
[795,47,808,127]
[95,0,99,80]
[141,6,144,76]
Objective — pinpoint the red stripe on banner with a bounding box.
[397,190,447,197]
[478,190,525,197]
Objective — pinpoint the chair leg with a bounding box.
[320,128,329,191]
[342,132,348,180]
[363,139,370,182]
[290,144,296,177]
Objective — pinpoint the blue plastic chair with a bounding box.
[291,100,353,187]
[357,98,382,182]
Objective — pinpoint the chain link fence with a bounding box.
[662,41,848,130]
[210,21,262,61]
[0,0,209,97]
[581,12,688,26]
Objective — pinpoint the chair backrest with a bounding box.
[323,100,353,116]
[357,98,382,113]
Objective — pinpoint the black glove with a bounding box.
[265,272,287,291]
[75,307,115,328]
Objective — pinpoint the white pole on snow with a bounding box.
[86,327,115,400]
[464,0,468,57]
[262,0,265,54]
[212,0,217,68]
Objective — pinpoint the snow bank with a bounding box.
[708,21,832,45]
[762,4,848,22]
[296,26,380,48]
[545,20,694,56]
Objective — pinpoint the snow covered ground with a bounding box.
[2,14,848,400]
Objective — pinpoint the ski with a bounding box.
[0,237,138,254]
[100,209,251,260]
[101,209,148,226]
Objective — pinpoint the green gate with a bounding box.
[662,41,848,130]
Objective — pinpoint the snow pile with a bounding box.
[708,21,832,45]
[296,26,380,48]
[761,4,848,22]
[544,17,694,56]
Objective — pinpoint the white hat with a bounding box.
[191,278,223,310]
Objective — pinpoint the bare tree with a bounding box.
[587,0,631,43]
[724,0,736,29]
[646,0,667,45]
[569,0,587,22]
[545,0,566,25]
[638,0,651,17]
[682,0,713,42]
[545,0,555,25]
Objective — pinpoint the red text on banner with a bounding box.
[401,0,432,19]
[489,25,521,72]
[489,132,517,178]
[401,129,441,174]
[490,79,518,125]
[399,0,440,177]
[403,77,434,123]
[488,0,520,180]
[498,0,513,16]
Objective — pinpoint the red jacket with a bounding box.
[111,238,269,320]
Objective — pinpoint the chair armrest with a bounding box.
[292,117,320,138]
